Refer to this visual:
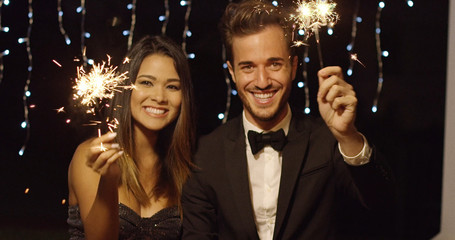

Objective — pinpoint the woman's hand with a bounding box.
[85,132,123,177]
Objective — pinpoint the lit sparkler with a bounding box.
[73,55,128,109]
[290,0,339,68]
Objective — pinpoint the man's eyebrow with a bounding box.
[237,61,254,66]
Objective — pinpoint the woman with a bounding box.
[67,35,195,240]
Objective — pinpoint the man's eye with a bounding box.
[241,65,254,72]
[270,62,282,70]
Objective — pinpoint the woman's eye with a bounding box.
[167,84,181,91]
[138,80,152,86]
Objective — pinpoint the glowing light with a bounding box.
[127,3,133,10]
[327,28,333,35]
[379,2,385,9]
[62,199,67,205]
[272,1,278,7]
[304,57,310,63]
[18,38,26,44]
[187,53,195,59]
[304,107,311,114]
[346,44,352,51]
[298,29,305,36]
[25,91,31,97]
[407,1,414,7]
[1,27,9,32]
[73,56,128,108]
[382,50,389,57]
[218,113,225,120]
[347,68,353,76]
[66,119,71,124]
[356,17,362,23]
[24,188,30,194]
[180,1,188,6]
[372,106,378,113]
[88,59,94,65]
[231,90,237,95]
[122,30,130,36]
[159,15,166,21]
[18,147,25,156]
[4,0,10,5]
[297,81,304,88]
[84,32,91,38]
[186,30,192,37]
[76,6,83,13]
[21,121,28,128]
[1,49,9,56]
[223,63,228,69]
[65,36,71,45]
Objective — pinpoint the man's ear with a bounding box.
[227,61,236,83]
[291,56,298,81]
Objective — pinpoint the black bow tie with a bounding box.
[247,129,287,155]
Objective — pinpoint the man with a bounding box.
[182,1,393,239]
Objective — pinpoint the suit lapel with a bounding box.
[274,115,311,239]
[224,118,259,238]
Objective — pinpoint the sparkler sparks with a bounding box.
[350,53,366,68]
[290,0,339,36]
[73,55,128,108]
[290,0,339,68]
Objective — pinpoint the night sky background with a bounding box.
[0,0,449,239]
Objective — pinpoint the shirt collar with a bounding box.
[242,104,292,138]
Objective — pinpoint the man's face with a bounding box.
[228,25,297,130]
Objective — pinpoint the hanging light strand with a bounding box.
[0,0,10,85]
[127,0,137,50]
[181,0,192,55]
[302,46,310,114]
[57,0,71,45]
[372,1,385,113]
[221,45,232,123]
[19,0,34,156]
[79,0,87,67]
[161,0,170,34]
[346,0,360,77]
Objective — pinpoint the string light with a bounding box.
[18,0,34,157]
[346,0,360,77]
[221,45,232,123]
[372,1,385,113]
[57,0,71,45]
[127,0,137,50]
[302,46,311,114]
[181,0,192,55]
[79,0,87,66]
[161,0,170,34]
[0,1,10,85]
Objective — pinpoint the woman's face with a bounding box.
[130,54,182,132]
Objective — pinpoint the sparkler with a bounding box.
[290,0,339,68]
[72,56,130,152]
[73,55,128,110]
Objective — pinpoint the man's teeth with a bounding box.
[253,92,273,99]
[145,107,165,114]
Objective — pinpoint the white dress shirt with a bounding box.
[242,105,372,240]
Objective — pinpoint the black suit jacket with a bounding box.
[182,112,393,240]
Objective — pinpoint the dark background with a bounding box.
[0,0,448,239]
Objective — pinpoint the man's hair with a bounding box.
[219,0,295,63]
